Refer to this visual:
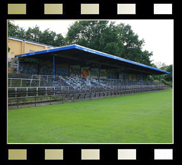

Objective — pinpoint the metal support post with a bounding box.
[10,79,12,87]
[159,75,161,88]
[36,87,38,96]
[124,68,127,87]
[140,72,143,81]
[53,55,55,87]
[35,96,36,107]
[140,72,143,89]
[99,64,101,85]
[26,87,28,97]
[39,75,41,86]
[45,87,47,96]
[15,87,17,97]
[17,58,20,73]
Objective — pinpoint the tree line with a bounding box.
[8,20,172,85]
[8,21,65,47]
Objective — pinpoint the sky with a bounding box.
[11,19,173,66]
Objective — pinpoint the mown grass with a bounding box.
[8,89,172,143]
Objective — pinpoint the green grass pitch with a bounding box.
[8,89,172,143]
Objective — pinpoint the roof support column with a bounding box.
[53,55,55,87]
[99,64,101,85]
[159,75,161,88]
[124,68,127,86]
[140,72,143,89]
[17,58,20,73]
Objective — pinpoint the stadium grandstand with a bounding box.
[8,44,170,108]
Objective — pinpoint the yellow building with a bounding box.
[8,37,55,73]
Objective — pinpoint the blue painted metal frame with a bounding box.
[53,55,55,86]
[15,44,170,74]
[99,64,101,84]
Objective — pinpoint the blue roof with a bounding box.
[15,44,170,74]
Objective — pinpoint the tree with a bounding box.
[155,62,167,70]
[8,20,26,40]
[8,21,66,47]
[66,21,152,65]
[8,20,20,52]
[25,25,42,42]
[66,21,109,50]
[159,64,173,86]
[116,23,152,65]
[163,64,172,82]
[141,50,153,66]
[99,21,124,56]
[8,20,154,67]
[17,27,26,39]
[54,33,65,46]
[152,62,172,84]
[8,20,19,37]
[66,21,124,56]
[31,28,65,46]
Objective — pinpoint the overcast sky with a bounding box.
[11,19,173,66]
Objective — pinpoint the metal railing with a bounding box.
[8,74,158,88]
[8,85,169,109]
[8,78,41,87]
[8,83,165,98]
[8,95,64,109]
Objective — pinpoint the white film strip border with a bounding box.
[8,148,174,160]
[7,3,173,15]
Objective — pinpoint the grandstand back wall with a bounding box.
[18,58,144,81]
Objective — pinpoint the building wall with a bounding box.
[25,42,47,53]
[8,39,22,59]
[8,38,53,73]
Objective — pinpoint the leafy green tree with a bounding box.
[54,33,65,46]
[141,50,153,65]
[99,21,124,56]
[8,21,65,47]
[152,62,172,84]
[66,21,152,65]
[38,28,65,46]
[116,23,152,65]
[38,28,55,45]
[67,21,109,50]
[163,64,172,82]
[8,20,20,52]
[8,20,155,67]
[66,21,124,56]
[8,20,19,37]
[25,25,42,42]
[17,27,26,39]
[8,20,26,40]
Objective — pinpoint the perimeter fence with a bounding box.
[8,85,170,109]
